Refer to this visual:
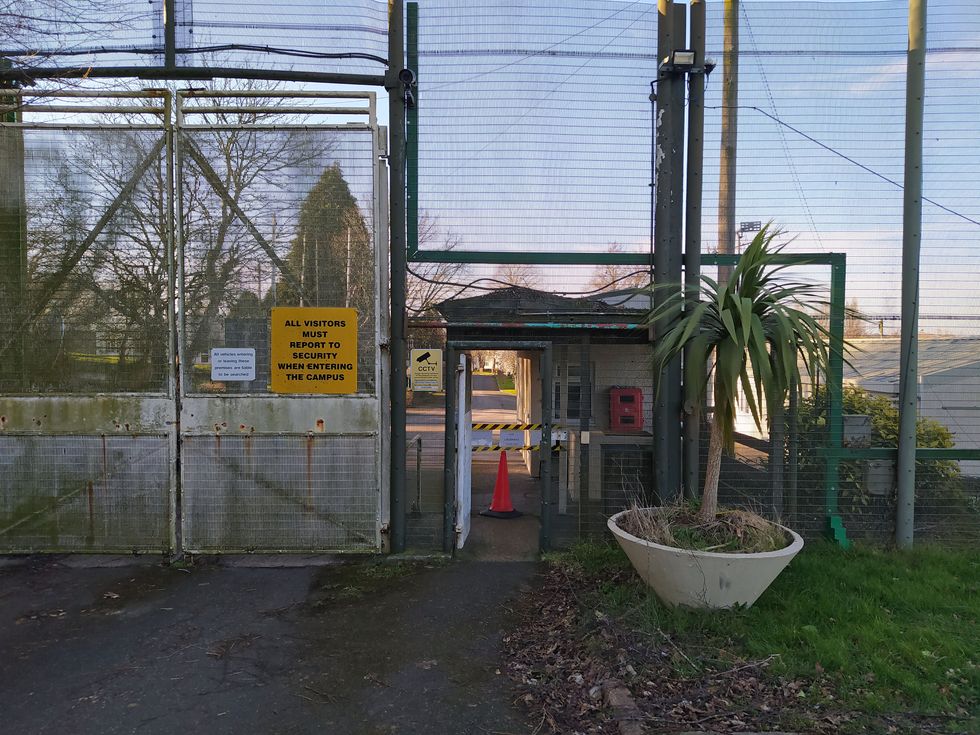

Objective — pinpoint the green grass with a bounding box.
[68,352,139,365]
[556,542,979,718]
[495,373,516,393]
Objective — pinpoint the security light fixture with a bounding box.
[661,49,697,74]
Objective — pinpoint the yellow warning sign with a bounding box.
[270,307,357,394]
[411,348,443,392]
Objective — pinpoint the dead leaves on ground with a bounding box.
[501,564,954,734]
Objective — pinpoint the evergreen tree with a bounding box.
[277,163,373,320]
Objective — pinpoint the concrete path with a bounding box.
[0,556,538,735]
[406,370,540,560]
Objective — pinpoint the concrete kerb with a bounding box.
[602,679,802,735]
[602,679,645,735]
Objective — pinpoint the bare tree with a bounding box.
[844,297,869,337]
[7,81,336,391]
[406,213,468,314]
[407,213,469,350]
[493,263,539,289]
[1,0,143,88]
[588,243,650,293]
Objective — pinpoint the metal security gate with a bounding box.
[0,90,387,554]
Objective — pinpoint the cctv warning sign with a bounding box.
[411,348,442,392]
[270,307,357,394]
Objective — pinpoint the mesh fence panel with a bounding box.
[415,0,657,255]
[4,1,979,550]
[411,0,980,548]
[1,0,388,76]
[179,125,378,395]
[1,125,171,394]
[0,0,159,66]
[181,433,379,551]
[177,0,388,75]
[0,435,171,552]
[406,341,447,549]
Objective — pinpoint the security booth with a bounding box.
[435,286,655,550]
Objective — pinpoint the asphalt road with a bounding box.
[0,556,539,735]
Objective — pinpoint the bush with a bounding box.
[797,385,960,506]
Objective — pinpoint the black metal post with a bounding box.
[683,0,706,501]
[653,0,685,503]
[388,0,408,552]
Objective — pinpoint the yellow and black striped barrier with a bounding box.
[471,422,560,431]
[472,444,564,452]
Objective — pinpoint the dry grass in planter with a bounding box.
[617,503,789,554]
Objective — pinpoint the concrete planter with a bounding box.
[607,509,804,609]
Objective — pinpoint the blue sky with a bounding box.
[10,0,980,334]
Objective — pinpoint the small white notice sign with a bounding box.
[211,348,256,381]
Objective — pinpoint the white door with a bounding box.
[455,354,472,548]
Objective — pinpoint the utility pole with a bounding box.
[897,0,927,549]
[717,0,739,282]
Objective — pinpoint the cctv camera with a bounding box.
[398,68,416,86]
[704,57,717,75]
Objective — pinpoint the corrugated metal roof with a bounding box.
[845,336,980,388]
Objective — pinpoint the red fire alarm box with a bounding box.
[610,387,644,432]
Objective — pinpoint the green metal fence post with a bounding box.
[825,255,849,547]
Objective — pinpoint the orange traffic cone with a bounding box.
[481,452,522,519]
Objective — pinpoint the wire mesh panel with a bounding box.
[405,339,448,549]
[177,0,388,75]
[181,434,379,551]
[176,91,386,553]
[0,435,171,552]
[0,1,160,68]
[550,336,655,547]
[414,0,658,256]
[178,96,379,395]
[695,0,980,546]
[1,118,172,394]
[0,0,388,77]
[0,92,176,553]
[408,0,980,549]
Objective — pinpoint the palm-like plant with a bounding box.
[650,226,836,524]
